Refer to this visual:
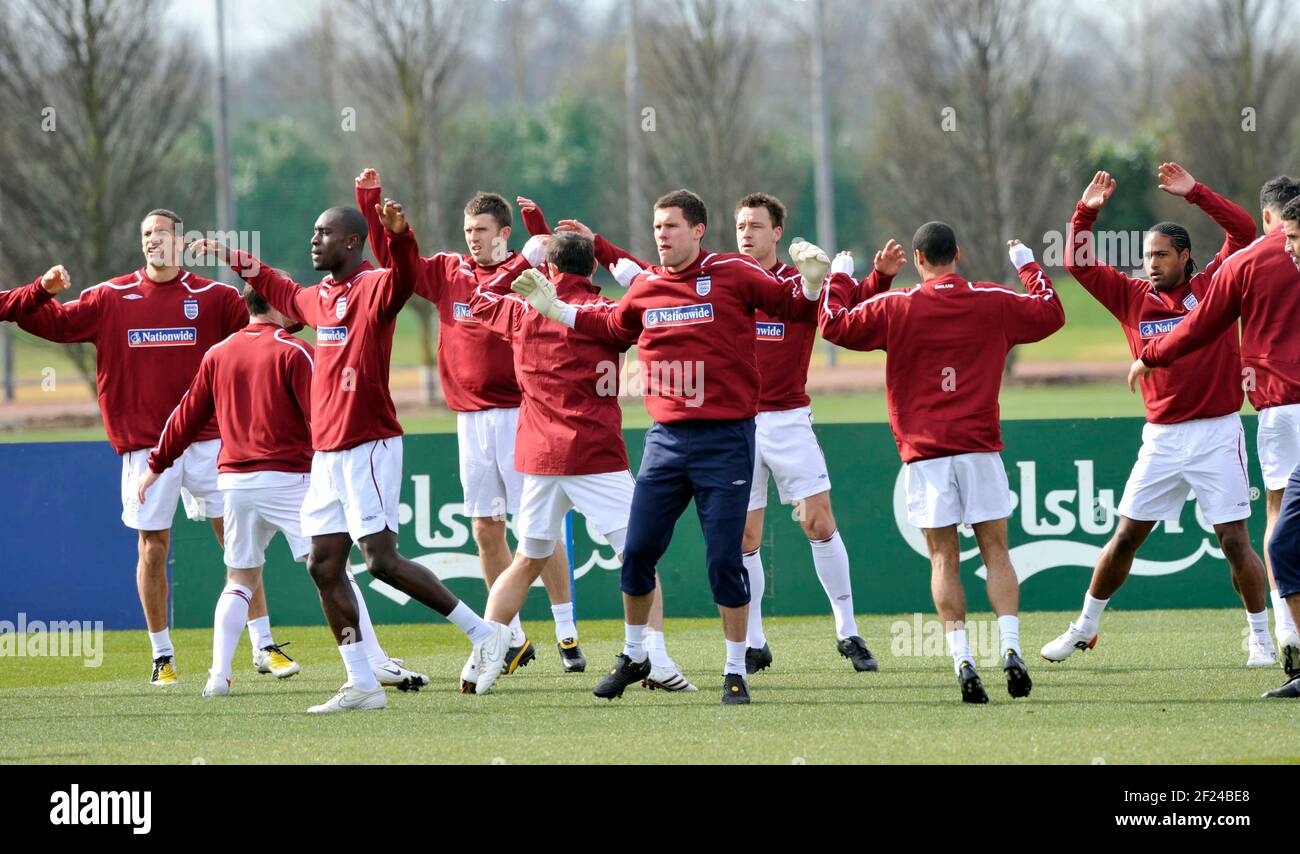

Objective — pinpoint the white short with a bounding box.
[1119,413,1251,524]
[122,438,223,531]
[748,406,832,511]
[904,452,1012,529]
[1257,404,1300,491]
[222,475,311,569]
[457,407,524,519]
[515,470,635,558]
[300,438,403,542]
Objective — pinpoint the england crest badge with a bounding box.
[1182,293,1198,311]
[335,296,347,319]
[182,298,199,320]
[695,275,712,296]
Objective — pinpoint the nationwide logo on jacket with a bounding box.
[1138,317,1184,338]
[643,304,715,327]
[755,321,785,341]
[127,327,197,347]
[452,302,479,323]
[317,326,348,346]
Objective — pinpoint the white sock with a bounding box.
[743,550,766,648]
[645,629,672,668]
[945,628,972,672]
[623,624,647,663]
[1078,593,1109,633]
[724,640,747,677]
[508,613,525,645]
[997,614,1021,656]
[446,601,494,645]
[348,577,389,666]
[212,584,252,679]
[149,629,173,659]
[551,602,577,643]
[1272,591,1297,638]
[339,642,379,691]
[247,615,273,651]
[1248,609,1272,646]
[810,531,858,639]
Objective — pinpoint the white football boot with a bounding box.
[468,622,512,695]
[306,683,387,714]
[1247,635,1277,667]
[1039,621,1098,662]
[642,660,699,692]
[202,670,231,697]
[373,658,430,691]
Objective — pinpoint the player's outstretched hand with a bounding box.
[555,219,595,240]
[355,167,380,190]
[516,196,538,214]
[1157,162,1195,197]
[137,470,160,505]
[187,238,231,266]
[873,240,906,276]
[377,198,407,234]
[1080,171,1116,210]
[1127,359,1152,393]
[512,268,563,320]
[40,265,71,295]
[790,238,831,296]
[830,251,854,278]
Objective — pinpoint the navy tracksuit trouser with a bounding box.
[621,418,756,608]
[1270,462,1300,598]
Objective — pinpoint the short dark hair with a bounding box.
[464,192,512,230]
[545,231,595,276]
[1148,221,1196,280]
[320,206,370,243]
[655,189,708,228]
[1281,196,1300,224]
[735,193,786,229]
[142,209,182,231]
[912,221,957,266]
[243,284,270,316]
[1260,176,1300,213]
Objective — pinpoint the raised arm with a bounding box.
[1160,163,1257,271]
[1001,241,1065,345]
[356,167,453,302]
[191,239,318,328]
[1139,263,1242,369]
[1065,170,1143,321]
[0,266,69,322]
[378,198,419,318]
[467,276,523,340]
[819,270,891,351]
[836,241,904,305]
[511,269,640,345]
[517,196,553,237]
[732,254,817,322]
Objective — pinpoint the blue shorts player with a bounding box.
[512,188,829,704]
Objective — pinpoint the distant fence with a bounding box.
[0,419,1267,630]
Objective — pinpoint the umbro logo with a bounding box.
[123,294,143,300]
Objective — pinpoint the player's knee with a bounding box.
[307,555,343,589]
[472,517,506,549]
[740,529,763,553]
[366,553,400,584]
[801,514,836,542]
[1217,525,1252,562]
[1110,525,1146,555]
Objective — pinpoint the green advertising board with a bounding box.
[168,418,1266,628]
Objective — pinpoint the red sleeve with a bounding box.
[17,285,102,343]
[571,291,642,345]
[356,184,391,268]
[380,228,421,318]
[229,251,319,328]
[520,203,553,237]
[0,280,54,321]
[1186,182,1257,278]
[1001,262,1065,345]
[738,259,816,322]
[148,356,217,472]
[819,271,890,351]
[467,279,521,341]
[593,234,653,270]
[1066,203,1141,323]
[1141,264,1242,367]
[849,268,895,304]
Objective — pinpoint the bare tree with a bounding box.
[1167,0,1300,210]
[867,0,1083,285]
[341,0,469,404]
[641,0,772,232]
[0,0,208,386]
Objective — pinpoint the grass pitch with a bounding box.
[2,609,1298,764]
